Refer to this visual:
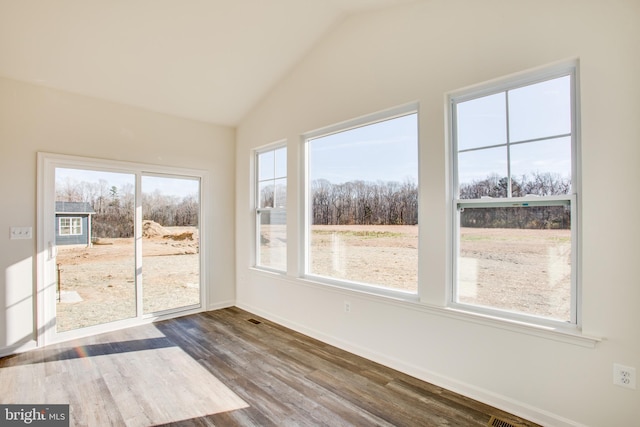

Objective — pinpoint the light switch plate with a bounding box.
[10,226,32,240]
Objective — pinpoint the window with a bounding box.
[59,217,82,235]
[450,64,578,324]
[304,106,418,294]
[256,145,287,271]
[39,152,206,341]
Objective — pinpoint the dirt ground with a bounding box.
[308,225,571,321]
[58,223,571,332]
[56,223,200,332]
[458,227,571,321]
[309,225,419,291]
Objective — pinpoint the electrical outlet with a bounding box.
[344,301,351,313]
[613,363,636,389]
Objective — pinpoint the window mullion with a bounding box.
[505,90,512,198]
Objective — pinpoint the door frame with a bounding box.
[37,152,209,346]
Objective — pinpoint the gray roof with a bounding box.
[55,201,95,214]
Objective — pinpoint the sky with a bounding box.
[55,168,199,199]
[309,113,418,185]
[456,75,572,186]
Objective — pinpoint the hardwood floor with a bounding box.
[0,307,539,426]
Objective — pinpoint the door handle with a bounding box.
[48,241,58,260]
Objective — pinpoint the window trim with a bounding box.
[254,142,288,273]
[301,102,420,298]
[59,216,83,236]
[37,152,209,346]
[448,60,581,327]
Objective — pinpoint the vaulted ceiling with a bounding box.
[0,0,415,126]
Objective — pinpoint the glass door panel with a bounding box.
[54,167,136,332]
[141,175,201,314]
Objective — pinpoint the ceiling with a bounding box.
[0,0,414,126]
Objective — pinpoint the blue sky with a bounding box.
[309,113,418,184]
[456,75,572,186]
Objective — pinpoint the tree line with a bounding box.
[309,179,418,226]
[301,171,570,229]
[459,172,571,229]
[56,178,198,238]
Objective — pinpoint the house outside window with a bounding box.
[450,62,579,324]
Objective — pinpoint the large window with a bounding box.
[304,106,418,294]
[450,64,578,324]
[59,217,82,235]
[256,145,287,271]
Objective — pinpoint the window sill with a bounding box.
[432,305,601,348]
[301,273,421,302]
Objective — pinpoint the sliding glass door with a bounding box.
[39,153,206,342]
[142,175,201,314]
[54,168,137,332]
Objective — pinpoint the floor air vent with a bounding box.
[488,416,520,427]
[247,318,261,324]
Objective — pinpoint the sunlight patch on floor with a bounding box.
[0,345,248,426]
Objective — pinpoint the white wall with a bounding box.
[0,77,236,354]
[236,0,640,425]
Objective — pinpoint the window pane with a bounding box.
[274,178,287,208]
[456,93,506,151]
[274,147,287,179]
[510,137,572,196]
[309,224,418,291]
[259,181,274,208]
[308,113,418,292]
[457,206,571,321]
[54,168,136,332]
[258,150,274,181]
[71,218,82,235]
[142,175,201,314]
[458,146,508,198]
[508,75,571,142]
[258,210,287,271]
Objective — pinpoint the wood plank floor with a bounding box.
[0,307,539,426]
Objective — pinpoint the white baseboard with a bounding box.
[207,299,235,311]
[0,340,38,358]
[236,302,585,427]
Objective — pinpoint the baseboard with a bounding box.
[236,302,585,427]
[0,339,38,358]
[207,299,235,311]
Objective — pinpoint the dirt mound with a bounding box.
[164,232,194,241]
[142,220,169,238]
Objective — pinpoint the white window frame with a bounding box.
[301,103,420,300]
[448,60,580,327]
[37,152,209,346]
[59,217,82,236]
[255,143,287,272]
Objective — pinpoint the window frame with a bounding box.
[37,152,209,346]
[59,217,82,236]
[301,103,420,299]
[448,61,580,327]
[254,143,288,272]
